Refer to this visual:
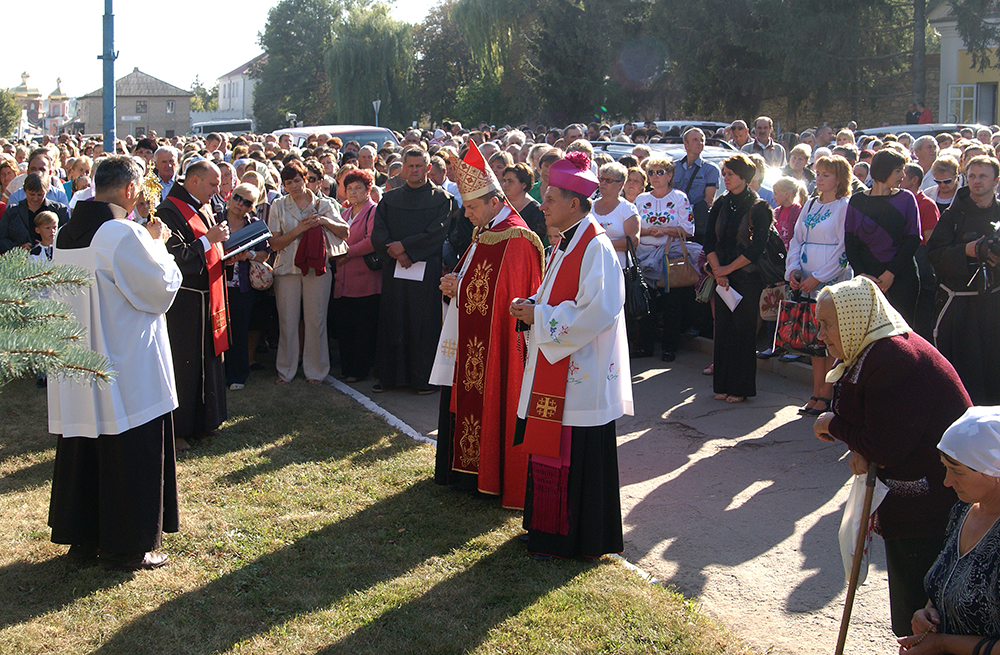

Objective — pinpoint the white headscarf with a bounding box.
[823,276,911,383]
[939,406,1000,477]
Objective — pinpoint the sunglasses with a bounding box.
[598,177,624,184]
[308,176,320,183]
[232,193,254,208]
[648,169,670,177]
[934,178,955,185]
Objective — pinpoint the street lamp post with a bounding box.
[373,99,381,127]
[98,0,117,150]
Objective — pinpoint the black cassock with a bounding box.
[371,181,453,391]
[927,186,1000,405]
[156,184,228,438]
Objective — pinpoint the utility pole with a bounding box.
[98,0,117,150]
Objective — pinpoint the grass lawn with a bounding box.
[0,374,758,655]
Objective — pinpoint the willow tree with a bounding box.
[326,4,414,128]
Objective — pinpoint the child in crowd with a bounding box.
[771,177,807,250]
[29,211,58,388]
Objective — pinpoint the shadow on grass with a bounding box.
[88,480,516,655]
[0,459,52,495]
[0,556,122,630]
[317,538,594,654]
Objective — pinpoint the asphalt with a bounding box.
[341,337,898,654]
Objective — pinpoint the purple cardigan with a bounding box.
[333,199,382,299]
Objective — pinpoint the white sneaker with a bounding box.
[229,383,245,391]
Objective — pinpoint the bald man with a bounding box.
[155,160,231,450]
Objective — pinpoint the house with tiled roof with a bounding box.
[77,67,193,138]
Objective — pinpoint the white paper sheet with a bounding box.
[715,284,743,312]
[393,260,426,282]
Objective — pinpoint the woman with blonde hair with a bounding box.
[592,160,640,270]
[784,155,853,415]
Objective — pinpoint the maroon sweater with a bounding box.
[829,333,971,540]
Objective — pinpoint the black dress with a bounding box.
[704,188,773,398]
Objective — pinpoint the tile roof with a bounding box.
[81,67,193,98]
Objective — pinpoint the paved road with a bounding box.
[343,343,898,654]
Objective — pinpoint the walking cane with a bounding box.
[835,463,878,655]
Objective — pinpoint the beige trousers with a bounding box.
[274,270,332,382]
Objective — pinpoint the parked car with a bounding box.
[271,125,399,149]
[590,138,738,169]
[609,120,731,138]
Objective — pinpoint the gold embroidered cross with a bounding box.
[441,339,457,359]
[535,396,559,419]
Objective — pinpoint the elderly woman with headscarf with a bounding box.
[898,407,1000,654]
[812,276,972,638]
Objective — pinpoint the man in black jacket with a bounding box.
[0,173,70,253]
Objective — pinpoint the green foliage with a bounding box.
[326,4,414,127]
[411,1,476,124]
[253,0,346,131]
[0,88,20,139]
[190,75,219,112]
[453,74,517,127]
[0,250,113,387]
[948,0,1000,71]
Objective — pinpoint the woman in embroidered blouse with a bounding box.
[592,161,639,270]
[845,148,922,326]
[784,155,853,416]
[634,156,696,361]
[332,169,381,382]
[267,160,349,385]
[898,407,1000,654]
[812,277,971,638]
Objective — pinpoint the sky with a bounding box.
[2,0,437,100]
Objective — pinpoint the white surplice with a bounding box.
[48,218,182,438]
[517,214,633,427]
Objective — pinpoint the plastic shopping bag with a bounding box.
[838,473,889,584]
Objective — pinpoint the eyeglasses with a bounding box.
[232,193,254,208]
[648,169,670,177]
[308,176,320,183]
[934,178,955,185]
[598,176,624,184]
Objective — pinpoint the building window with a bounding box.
[948,85,975,123]
[136,100,147,113]
[166,100,174,114]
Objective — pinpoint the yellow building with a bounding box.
[929,3,999,125]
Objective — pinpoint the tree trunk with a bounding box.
[913,0,927,104]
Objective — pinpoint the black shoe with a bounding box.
[661,351,676,362]
[757,348,776,359]
[372,382,388,393]
[631,350,652,358]
[685,327,700,337]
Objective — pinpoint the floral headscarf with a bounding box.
[823,276,910,383]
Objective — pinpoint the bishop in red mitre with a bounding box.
[430,141,545,509]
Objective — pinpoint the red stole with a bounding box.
[167,196,229,356]
[521,220,603,458]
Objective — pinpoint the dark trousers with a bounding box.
[49,415,178,554]
[226,287,256,385]
[713,273,764,397]
[636,286,694,354]
[884,535,946,637]
[335,294,381,379]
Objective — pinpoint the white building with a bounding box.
[929,3,999,125]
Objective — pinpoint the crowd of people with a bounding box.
[2,116,1000,648]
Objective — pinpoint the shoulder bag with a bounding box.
[662,236,700,289]
[624,236,650,319]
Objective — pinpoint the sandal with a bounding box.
[797,396,820,415]
[275,378,290,385]
[804,397,831,416]
[714,393,729,401]
[726,395,746,403]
